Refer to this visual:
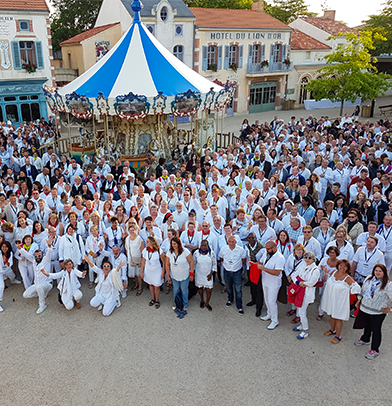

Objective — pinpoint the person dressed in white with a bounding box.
[320,259,360,344]
[258,240,285,329]
[42,259,86,310]
[313,159,333,203]
[291,252,320,339]
[193,240,217,311]
[297,226,322,262]
[16,235,39,289]
[85,255,125,316]
[85,225,105,288]
[59,224,85,270]
[351,237,385,284]
[0,242,21,311]
[377,214,392,272]
[124,224,145,296]
[22,236,55,314]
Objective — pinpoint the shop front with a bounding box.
[249,81,277,113]
[0,79,48,124]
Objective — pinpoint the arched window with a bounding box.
[299,76,309,104]
[173,45,183,61]
[160,6,168,21]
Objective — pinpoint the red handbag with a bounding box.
[288,277,306,307]
[249,262,260,284]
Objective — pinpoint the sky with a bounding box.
[306,0,385,27]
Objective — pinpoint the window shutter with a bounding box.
[224,45,229,69]
[270,44,274,63]
[238,45,243,68]
[11,41,22,69]
[35,41,44,68]
[261,44,265,61]
[202,45,207,71]
[217,45,222,69]
[248,44,253,66]
[282,44,287,62]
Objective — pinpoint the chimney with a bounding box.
[323,10,336,20]
[252,0,264,13]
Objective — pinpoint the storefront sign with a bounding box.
[210,32,282,41]
[0,16,13,37]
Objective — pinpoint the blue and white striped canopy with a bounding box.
[57,10,222,99]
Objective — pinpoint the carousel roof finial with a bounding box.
[131,0,143,23]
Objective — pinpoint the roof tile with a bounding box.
[60,23,120,46]
[190,7,290,30]
[0,0,49,12]
[291,29,331,50]
[301,17,358,36]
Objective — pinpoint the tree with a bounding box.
[306,32,392,116]
[362,0,392,56]
[50,0,104,52]
[183,0,252,9]
[263,0,316,25]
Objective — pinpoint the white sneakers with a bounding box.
[297,331,309,339]
[259,314,271,321]
[267,322,279,330]
[121,290,127,299]
[36,305,47,314]
[11,279,22,284]
[0,304,3,312]
[98,304,103,311]
[354,339,370,346]
[116,300,121,308]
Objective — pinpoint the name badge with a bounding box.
[228,260,233,264]
[173,263,178,267]
[363,263,369,268]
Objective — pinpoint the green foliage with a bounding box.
[183,0,252,9]
[363,0,392,55]
[306,32,392,115]
[50,0,104,52]
[263,0,316,24]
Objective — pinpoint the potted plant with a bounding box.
[229,63,238,72]
[260,60,269,68]
[283,58,291,67]
[208,63,218,72]
[22,63,37,73]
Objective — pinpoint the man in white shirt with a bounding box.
[377,214,392,272]
[356,221,386,253]
[313,159,333,203]
[348,178,368,203]
[113,190,132,216]
[36,167,51,187]
[172,202,188,230]
[249,215,276,246]
[219,235,247,315]
[351,236,385,284]
[266,208,284,233]
[258,240,285,329]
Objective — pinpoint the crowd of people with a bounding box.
[1,111,392,360]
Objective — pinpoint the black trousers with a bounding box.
[361,312,386,352]
[250,278,264,311]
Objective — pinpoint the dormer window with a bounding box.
[160,6,168,21]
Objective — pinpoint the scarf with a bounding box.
[347,219,358,233]
[147,247,155,253]
[23,243,31,251]
[199,248,210,254]
[363,276,382,300]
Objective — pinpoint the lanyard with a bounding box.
[258,228,267,241]
[188,233,194,244]
[364,249,376,265]
[320,230,329,243]
[214,228,222,235]
[380,225,392,241]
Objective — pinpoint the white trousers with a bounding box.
[23,282,53,307]
[62,289,83,310]
[0,268,17,301]
[296,299,311,331]
[263,284,280,324]
[90,294,117,316]
[19,262,34,289]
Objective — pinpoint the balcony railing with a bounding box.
[246,62,293,74]
[269,62,293,72]
[246,64,269,74]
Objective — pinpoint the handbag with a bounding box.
[314,280,324,288]
[130,256,142,267]
[353,308,366,329]
[277,271,288,304]
[288,277,306,308]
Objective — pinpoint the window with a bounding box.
[272,44,283,63]
[146,25,155,35]
[207,45,217,66]
[21,103,40,122]
[251,45,261,64]
[175,25,183,36]
[173,45,183,61]
[4,96,16,101]
[305,51,311,60]
[19,96,28,101]
[160,6,168,21]
[0,107,3,123]
[19,41,36,65]
[5,105,19,122]
[19,20,30,32]
[299,77,309,104]
[228,45,238,66]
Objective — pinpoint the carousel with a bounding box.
[44,0,233,167]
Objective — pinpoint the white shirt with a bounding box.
[219,245,246,272]
[353,247,385,277]
[356,232,386,253]
[260,250,285,287]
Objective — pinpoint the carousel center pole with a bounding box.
[67,112,72,158]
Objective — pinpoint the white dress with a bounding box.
[125,235,143,277]
[142,248,163,287]
[320,271,361,321]
[193,250,217,289]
